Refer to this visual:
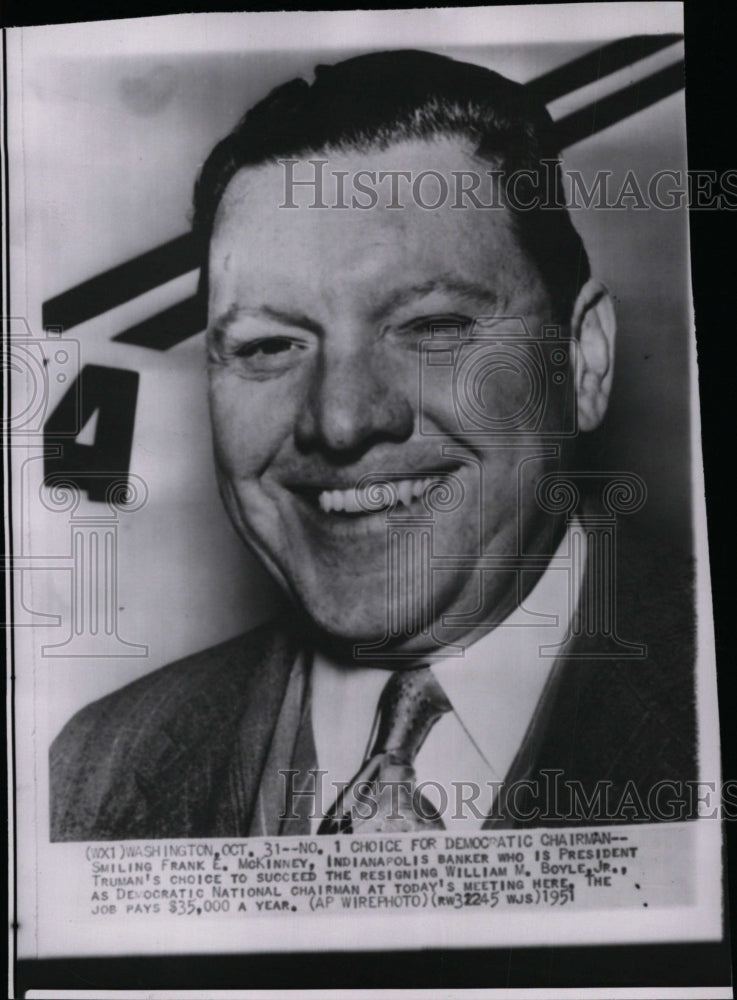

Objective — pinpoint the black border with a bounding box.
[11,941,736,991]
[7,0,736,993]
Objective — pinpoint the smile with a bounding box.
[317,476,442,514]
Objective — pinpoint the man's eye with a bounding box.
[236,337,295,357]
[402,315,474,338]
[233,337,307,371]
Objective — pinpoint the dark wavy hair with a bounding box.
[193,49,590,321]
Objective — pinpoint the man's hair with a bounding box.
[193,48,590,321]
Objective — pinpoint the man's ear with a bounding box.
[570,278,616,432]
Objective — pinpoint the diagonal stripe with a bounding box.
[112,294,206,350]
[554,59,685,150]
[108,295,207,351]
[42,232,198,335]
[43,41,686,351]
[526,32,682,103]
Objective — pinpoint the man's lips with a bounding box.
[282,465,464,516]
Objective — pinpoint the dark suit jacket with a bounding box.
[50,526,697,840]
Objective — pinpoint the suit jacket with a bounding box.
[50,525,697,840]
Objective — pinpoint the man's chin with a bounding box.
[302,601,395,646]
[295,593,451,661]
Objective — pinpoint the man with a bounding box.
[50,50,696,840]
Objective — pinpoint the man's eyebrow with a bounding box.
[208,278,501,340]
[375,278,500,317]
[209,304,322,338]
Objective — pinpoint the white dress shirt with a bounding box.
[309,521,586,831]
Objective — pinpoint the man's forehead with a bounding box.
[212,135,488,223]
[208,135,551,320]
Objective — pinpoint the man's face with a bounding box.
[207,138,569,653]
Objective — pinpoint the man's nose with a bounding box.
[295,342,413,454]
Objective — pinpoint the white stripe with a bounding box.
[18,6,685,60]
[547,41,684,122]
[65,267,200,349]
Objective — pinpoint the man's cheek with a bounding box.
[419,346,537,434]
[478,455,527,534]
[210,385,292,474]
[417,368,458,436]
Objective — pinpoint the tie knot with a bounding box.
[371,666,452,764]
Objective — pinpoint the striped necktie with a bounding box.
[319,665,452,834]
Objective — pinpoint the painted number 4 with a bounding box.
[44,364,140,503]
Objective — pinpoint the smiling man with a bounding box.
[50,50,697,839]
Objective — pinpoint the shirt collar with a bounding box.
[430,519,585,779]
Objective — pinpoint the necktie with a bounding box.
[319,666,452,834]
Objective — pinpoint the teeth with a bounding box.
[397,480,413,508]
[316,477,439,514]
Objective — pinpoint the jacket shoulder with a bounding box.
[50,620,291,841]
